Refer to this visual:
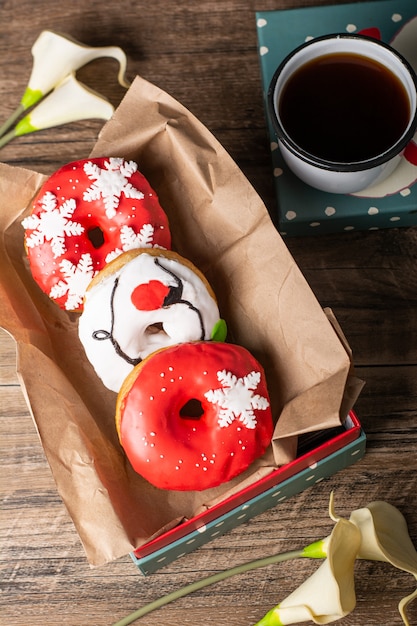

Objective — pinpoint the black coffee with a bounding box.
[279,52,410,163]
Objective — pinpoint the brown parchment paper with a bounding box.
[0,76,362,566]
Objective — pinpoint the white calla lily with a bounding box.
[0,29,130,142]
[0,74,114,149]
[348,500,417,626]
[17,73,114,132]
[348,500,417,573]
[21,30,130,110]
[254,517,361,626]
[254,493,417,626]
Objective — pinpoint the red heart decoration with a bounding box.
[358,27,381,39]
[404,139,417,166]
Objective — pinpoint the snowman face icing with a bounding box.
[78,251,221,392]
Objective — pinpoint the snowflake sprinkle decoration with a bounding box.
[83,158,144,219]
[104,224,156,263]
[22,191,84,258]
[204,370,270,429]
[49,253,97,310]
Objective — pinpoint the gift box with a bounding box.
[256,0,417,237]
[0,76,364,568]
[132,411,365,575]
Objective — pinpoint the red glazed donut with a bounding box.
[22,157,171,311]
[116,341,274,491]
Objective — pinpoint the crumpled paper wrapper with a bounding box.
[0,76,363,566]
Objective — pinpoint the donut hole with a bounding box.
[145,322,167,336]
[179,399,204,420]
[87,226,105,249]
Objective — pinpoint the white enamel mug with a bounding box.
[267,34,417,194]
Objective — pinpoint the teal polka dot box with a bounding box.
[256,0,417,237]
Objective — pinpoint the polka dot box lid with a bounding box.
[256,0,417,236]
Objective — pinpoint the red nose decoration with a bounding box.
[131,280,170,311]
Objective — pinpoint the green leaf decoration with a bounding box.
[211,319,227,342]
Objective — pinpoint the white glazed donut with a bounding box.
[78,248,225,392]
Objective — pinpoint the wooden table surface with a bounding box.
[1,1,416,625]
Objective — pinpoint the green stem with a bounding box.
[0,128,17,150]
[112,548,305,626]
[0,103,25,138]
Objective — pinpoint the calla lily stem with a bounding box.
[0,129,17,150]
[0,104,25,138]
[112,549,305,626]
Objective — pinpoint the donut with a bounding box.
[115,341,273,491]
[78,248,226,393]
[22,157,171,311]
